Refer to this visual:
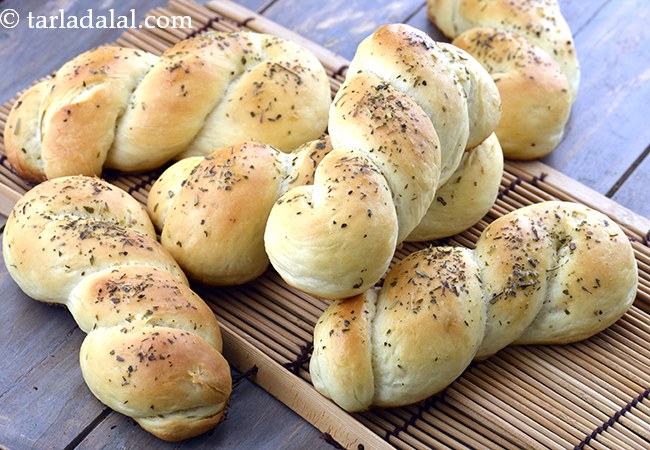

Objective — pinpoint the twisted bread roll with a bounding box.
[428,0,579,159]
[3,176,231,441]
[311,201,637,411]
[4,31,330,182]
[264,24,501,299]
[147,138,332,285]
[407,132,503,241]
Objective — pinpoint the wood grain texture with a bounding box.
[1,0,647,213]
[262,0,425,59]
[542,0,650,200]
[216,319,393,449]
[0,0,163,102]
[0,0,262,102]
[404,9,447,42]
[0,264,105,449]
[0,3,332,447]
[0,238,333,449]
[0,0,649,448]
[611,148,650,221]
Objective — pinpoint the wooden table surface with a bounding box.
[0,0,648,448]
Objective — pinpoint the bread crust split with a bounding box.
[311,201,637,411]
[3,176,232,441]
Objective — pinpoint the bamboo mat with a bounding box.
[1,0,650,448]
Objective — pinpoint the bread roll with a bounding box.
[147,138,332,285]
[311,247,485,411]
[428,0,579,159]
[428,0,579,97]
[475,202,637,357]
[408,132,503,241]
[4,31,331,181]
[265,24,501,299]
[311,201,637,411]
[3,176,231,441]
[453,29,572,159]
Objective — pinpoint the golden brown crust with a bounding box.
[4,82,49,182]
[310,293,375,411]
[327,74,441,241]
[265,147,399,299]
[371,247,485,407]
[40,46,155,178]
[408,133,504,241]
[69,265,222,350]
[311,201,637,411]
[4,32,330,182]
[476,202,637,356]
[81,326,230,441]
[473,203,558,357]
[147,138,333,286]
[2,176,232,441]
[428,0,579,159]
[513,204,637,344]
[162,142,281,285]
[310,246,486,411]
[343,24,500,184]
[453,28,572,159]
[265,24,501,299]
[428,0,579,97]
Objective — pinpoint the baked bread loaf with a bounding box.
[311,201,637,411]
[3,176,231,441]
[264,24,501,299]
[147,137,332,285]
[4,31,331,182]
[428,0,579,159]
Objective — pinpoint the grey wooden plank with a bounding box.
[0,262,78,395]
[0,0,276,105]
[611,152,650,220]
[232,0,274,11]
[77,374,333,449]
[538,0,609,35]
[0,1,332,447]
[0,263,106,449]
[405,5,451,42]
[262,0,425,60]
[541,0,650,198]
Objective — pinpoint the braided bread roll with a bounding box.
[4,31,330,182]
[3,176,231,441]
[407,132,503,241]
[311,201,637,411]
[428,0,579,159]
[264,24,501,299]
[147,137,332,285]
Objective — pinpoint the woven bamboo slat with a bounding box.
[0,0,648,448]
